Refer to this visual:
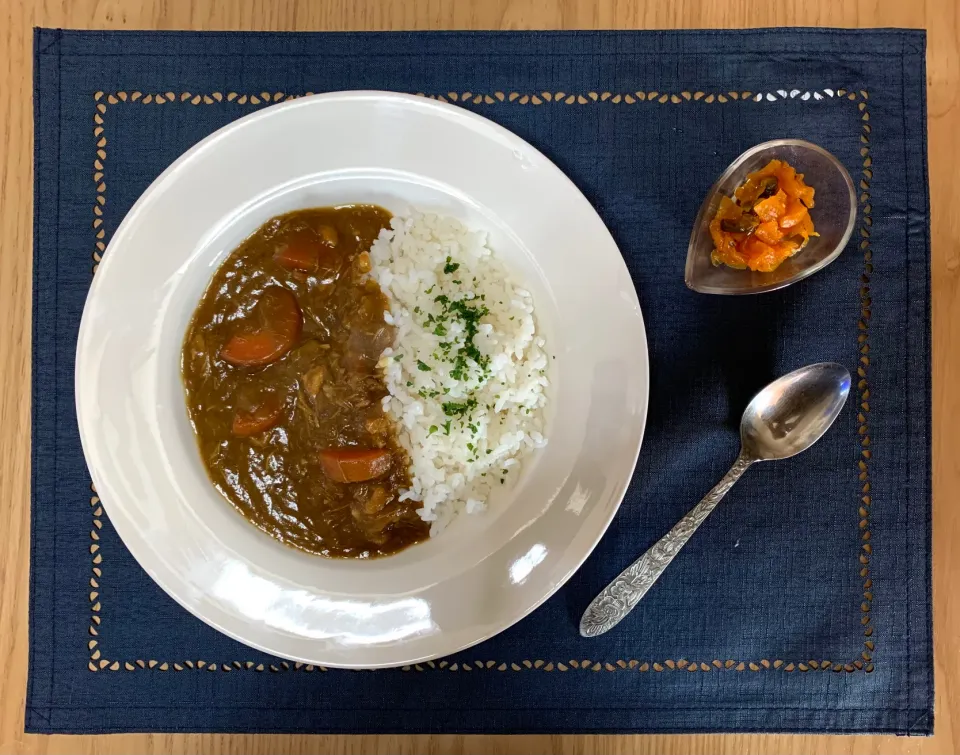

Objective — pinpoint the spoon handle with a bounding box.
[579,451,754,638]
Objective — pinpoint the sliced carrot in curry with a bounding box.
[232,395,283,436]
[274,238,321,272]
[274,232,343,272]
[220,286,302,367]
[318,448,393,484]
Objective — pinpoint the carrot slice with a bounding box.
[318,448,393,483]
[220,287,302,367]
[274,237,321,272]
[232,395,283,436]
[274,231,341,273]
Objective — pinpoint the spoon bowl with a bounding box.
[741,362,852,461]
[685,140,857,295]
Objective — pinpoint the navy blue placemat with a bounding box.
[29,28,931,735]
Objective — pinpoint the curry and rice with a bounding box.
[182,205,549,559]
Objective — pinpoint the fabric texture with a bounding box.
[29,28,932,734]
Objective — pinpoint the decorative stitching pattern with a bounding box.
[87,88,874,674]
[855,90,875,674]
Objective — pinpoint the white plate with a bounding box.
[76,91,648,668]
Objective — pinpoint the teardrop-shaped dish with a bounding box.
[685,139,857,295]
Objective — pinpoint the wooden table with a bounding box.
[2,1,956,753]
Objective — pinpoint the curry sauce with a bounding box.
[181,206,429,558]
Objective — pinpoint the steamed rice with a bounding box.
[369,211,549,534]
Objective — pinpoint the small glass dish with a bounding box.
[685,139,857,295]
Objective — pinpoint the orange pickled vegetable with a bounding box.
[754,220,784,246]
[753,190,787,223]
[709,159,818,273]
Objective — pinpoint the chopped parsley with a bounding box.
[443,257,460,274]
[428,425,439,435]
[417,360,431,372]
[442,398,478,418]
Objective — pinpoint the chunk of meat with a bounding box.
[354,251,371,275]
[355,486,391,517]
[301,365,326,398]
[220,287,302,367]
[317,224,339,247]
[365,415,392,436]
[232,395,283,436]
[318,448,393,483]
[364,414,392,448]
[351,493,408,545]
[342,293,393,373]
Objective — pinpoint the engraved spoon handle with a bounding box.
[579,451,755,637]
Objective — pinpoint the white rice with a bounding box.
[369,211,549,534]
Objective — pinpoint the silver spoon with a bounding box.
[579,362,851,638]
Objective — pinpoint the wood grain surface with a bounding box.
[1,0,956,753]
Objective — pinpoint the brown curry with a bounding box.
[181,205,429,558]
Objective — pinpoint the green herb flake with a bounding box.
[443,257,460,274]
[417,360,432,372]
[428,425,439,435]
[442,398,477,418]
